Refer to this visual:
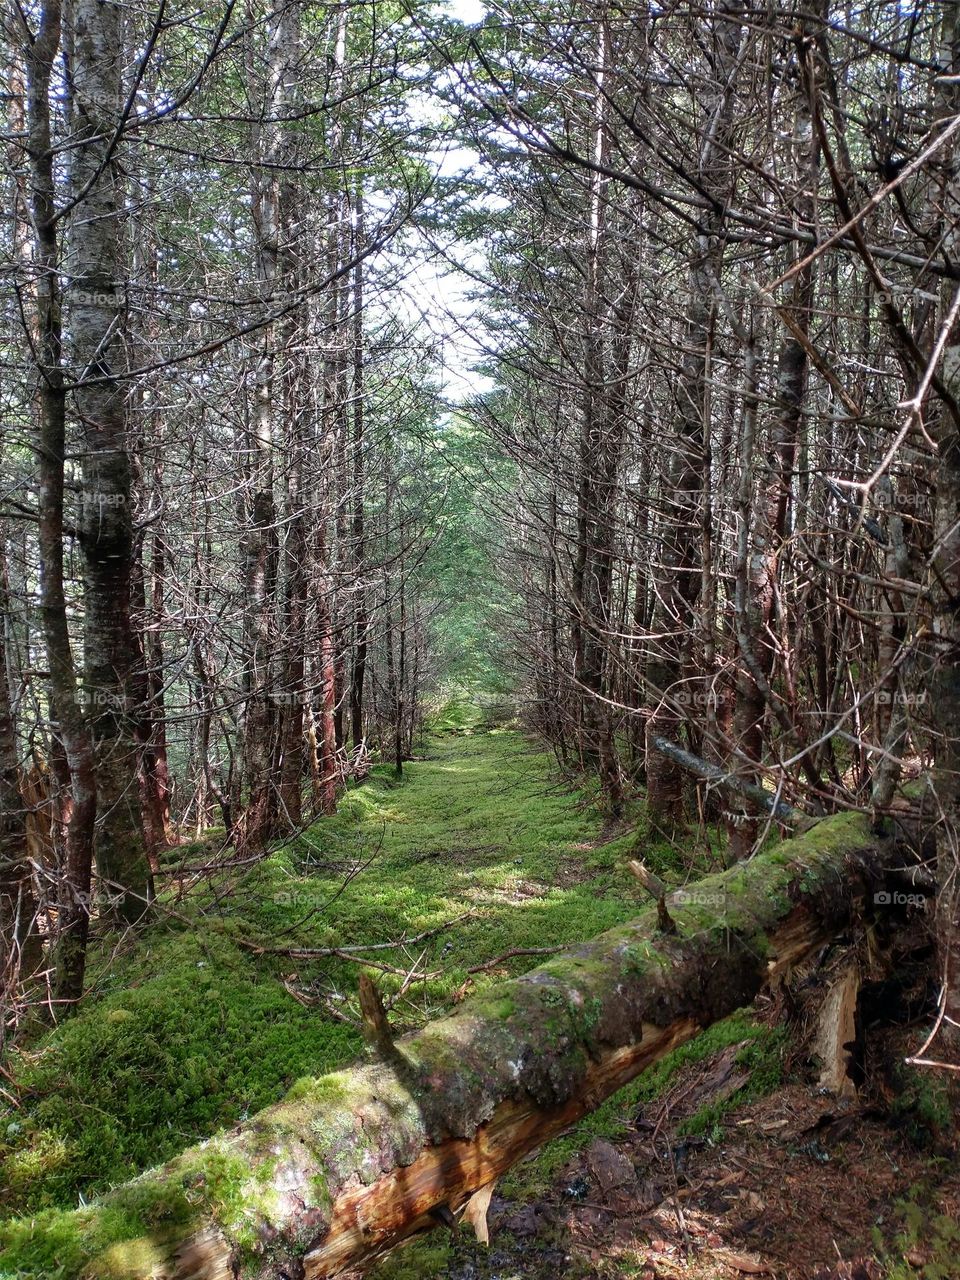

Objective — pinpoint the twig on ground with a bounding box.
[466,944,564,974]
[242,912,473,958]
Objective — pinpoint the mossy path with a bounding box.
[1,732,949,1278]
[1,728,658,1220]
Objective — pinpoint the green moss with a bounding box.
[285,1074,353,1106]
[466,994,517,1021]
[1,729,869,1279]
[2,733,658,1224]
[0,1177,198,1280]
[877,1183,960,1279]
[366,1232,454,1279]
[677,1021,788,1137]
[889,1064,954,1146]
[497,1007,784,1205]
[0,929,359,1217]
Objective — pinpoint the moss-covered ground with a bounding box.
[1,716,797,1280]
[1,722,728,1221]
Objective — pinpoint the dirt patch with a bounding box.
[498,1036,956,1278]
[373,1025,958,1280]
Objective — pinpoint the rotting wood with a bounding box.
[0,811,897,1280]
[358,972,397,1060]
[814,957,861,1098]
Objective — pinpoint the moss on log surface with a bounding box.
[0,811,885,1280]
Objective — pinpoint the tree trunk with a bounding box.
[19,0,98,1006]
[0,544,40,978]
[728,8,822,858]
[349,184,368,751]
[1,809,896,1280]
[569,11,626,814]
[930,2,960,1055]
[316,525,340,816]
[645,1,744,826]
[69,0,152,923]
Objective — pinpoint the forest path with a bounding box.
[4,730,955,1278]
[0,727,644,1221]
[354,765,959,1280]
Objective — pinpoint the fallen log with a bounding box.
[648,735,802,822]
[0,811,891,1280]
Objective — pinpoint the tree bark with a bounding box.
[18,0,98,1005]
[349,183,368,752]
[727,7,824,858]
[237,0,300,852]
[0,542,40,978]
[1,809,896,1280]
[645,0,744,825]
[570,11,625,813]
[930,1,960,1055]
[69,0,153,923]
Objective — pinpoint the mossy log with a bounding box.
[0,812,891,1280]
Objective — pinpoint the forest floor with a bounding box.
[1,715,958,1279]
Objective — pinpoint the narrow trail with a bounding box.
[4,729,958,1280]
[0,728,642,1221]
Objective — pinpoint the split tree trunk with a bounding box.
[3,809,897,1280]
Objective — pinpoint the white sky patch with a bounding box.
[445,0,487,25]
[388,51,495,402]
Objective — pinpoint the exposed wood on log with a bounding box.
[0,811,895,1280]
[814,958,861,1098]
[627,858,668,900]
[460,1181,495,1244]
[627,859,677,934]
